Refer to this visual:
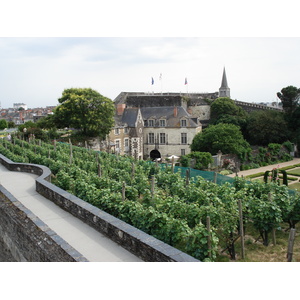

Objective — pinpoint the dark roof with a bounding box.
[141,106,199,128]
[114,107,139,127]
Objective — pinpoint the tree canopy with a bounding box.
[191,123,251,158]
[210,97,248,129]
[277,85,300,114]
[245,110,289,146]
[54,88,115,138]
[0,119,8,130]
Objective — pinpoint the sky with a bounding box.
[1,36,299,109]
[0,1,299,109]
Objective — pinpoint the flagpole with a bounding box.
[151,77,154,94]
[185,77,188,95]
[159,73,162,94]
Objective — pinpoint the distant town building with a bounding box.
[13,103,27,111]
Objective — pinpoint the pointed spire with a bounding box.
[220,67,229,88]
[219,67,230,98]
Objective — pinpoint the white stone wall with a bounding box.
[143,126,201,159]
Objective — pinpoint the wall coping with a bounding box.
[0,153,199,262]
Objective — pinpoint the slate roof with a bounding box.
[141,106,199,128]
[114,107,139,127]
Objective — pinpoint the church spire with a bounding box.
[219,67,230,98]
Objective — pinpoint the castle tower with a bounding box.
[219,67,230,98]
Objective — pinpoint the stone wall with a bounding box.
[0,154,199,262]
[0,185,88,262]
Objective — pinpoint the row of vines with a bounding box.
[0,137,299,261]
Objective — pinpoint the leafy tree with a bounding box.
[277,85,300,114]
[180,152,213,170]
[54,88,115,138]
[245,110,289,145]
[210,97,248,130]
[18,121,36,132]
[7,121,15,128]
[0,119,8,130]
[36,114,57,130]
[191,123,251,158]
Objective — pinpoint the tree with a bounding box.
[36,114,57,130]
[180,152,213,170]
[277,85,300,114]
[0,119,8,130]
[210,97,248,130]
[245,110,289,145]
[54,88,115,138]
[191,123,251,158]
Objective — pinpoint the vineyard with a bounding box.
[0,137,299,261]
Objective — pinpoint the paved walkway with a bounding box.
[0,164,142,262]
[226,158,300,178]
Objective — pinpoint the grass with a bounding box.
[216,223,300,262]
[287,168,300,176]
[289,182,300,191]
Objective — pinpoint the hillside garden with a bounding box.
[0,137,299,262]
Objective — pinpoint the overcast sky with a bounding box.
[0,1,299,109]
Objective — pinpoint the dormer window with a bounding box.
[114,128,120,135]
[159,119,166,127]
[148,119,154,127]
[181,119,187,127]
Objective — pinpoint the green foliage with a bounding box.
[191,123,251,159]
[0,119,8,130]
[2,138,300,261]
[210,97,248,130]
[36,114,57,130]
[180,151,213,170]
[277,85,300,114]
[54,88,115,138]
[179,155,190,167]
[7,121,15,128]
[246,110,289,146]
[282,141,293,153]
[18,121,36,132]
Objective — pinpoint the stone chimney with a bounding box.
[174,106,178,117]
[117,103,126,116]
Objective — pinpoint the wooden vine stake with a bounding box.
[268,192,276,246]
[151,175,155,199]
[122,182,126,201]
[69,138,73,165]
[206,216,212,259]
[171,157,175,173]
[132,162,135,177]
[185,168,190,186]
[287,228,296,262]
[213,172,217,184]
[54,139,56,151]
[238,199,245,259]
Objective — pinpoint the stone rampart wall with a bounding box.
[0,154,199,262]
[0,184,88,262]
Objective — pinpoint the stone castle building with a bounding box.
[107,67,281,160]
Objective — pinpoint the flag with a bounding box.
[151,77,154,85]
[185,78,188,85]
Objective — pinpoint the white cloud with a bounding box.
[0,37,299,108]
